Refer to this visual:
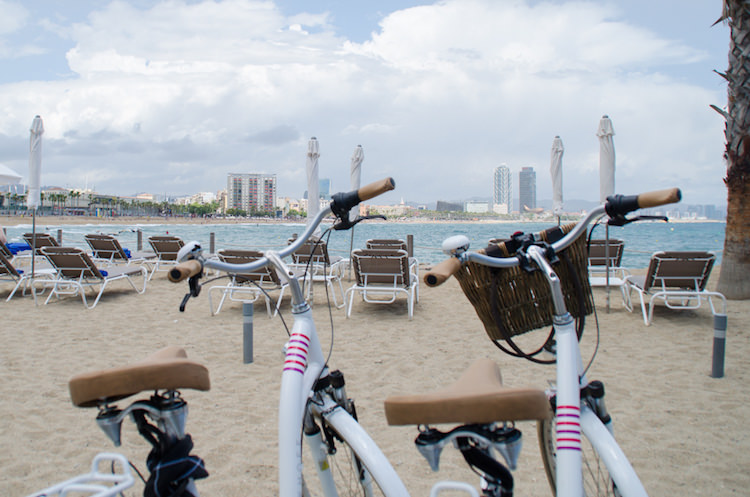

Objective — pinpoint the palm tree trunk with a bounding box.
[716,0,750,299]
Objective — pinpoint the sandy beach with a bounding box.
[2,257,748,496]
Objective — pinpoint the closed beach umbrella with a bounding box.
[28,115,44,210]
[305,137,320,234]
[550,136,564,217]
[0,164,22,185]
[597,115,615,203]
[349,145,364,223]
[27,115,44,280]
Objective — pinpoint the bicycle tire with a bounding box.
[538,417,620,497]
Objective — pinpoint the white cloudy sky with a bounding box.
[0,0,731,207]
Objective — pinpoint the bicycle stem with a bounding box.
[526,245,566,316]
[264,250,309,313]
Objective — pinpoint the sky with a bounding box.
[0,0,732,207]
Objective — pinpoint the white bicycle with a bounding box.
[28,179,681,497]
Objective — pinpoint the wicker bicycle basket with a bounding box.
[453,223,593,342]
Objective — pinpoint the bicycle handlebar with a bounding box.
[359,177,396,202]
[168,259,202,283]
[605,187,681,219]
[424,254,466,287]
[167,177,396,284]
[424,187,682,287]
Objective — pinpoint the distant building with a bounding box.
[465,201,490,213]
[277,196,304,214]
[227,173,277,213]
[365,203,413,217]
[518,166,536,210]
[319,178,331,200]
[703,204,718,219]
[436,200,463,212]
[493,164,512,213]
[304,178,332,201]
[176,191,216,205]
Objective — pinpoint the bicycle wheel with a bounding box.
[302,422,387,497]
[538,417,620,497]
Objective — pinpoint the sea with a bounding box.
[4,218,726,269]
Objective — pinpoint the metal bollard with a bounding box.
[407,234,414,258]
[243,303,254,364]
[711,313,727,378]
[57,229,63,244]
[210,232,215,255]
[137,229,143,251]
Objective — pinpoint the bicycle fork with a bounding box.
[303,369,374,494]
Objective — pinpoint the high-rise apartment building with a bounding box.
[493,164,512,214]
[226,173,277,213]
[518,166,536,210]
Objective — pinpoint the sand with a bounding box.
[1,257,748,496]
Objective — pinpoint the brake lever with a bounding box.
[332,214,387,230]
[608,214,668,226]
[179,273,202,312]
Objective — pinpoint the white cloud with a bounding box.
[0,0,27,36]
[0,0,730,206]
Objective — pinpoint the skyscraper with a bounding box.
[493,164,512,214]
[319,178,331,200]
[519,166,536,210]
[226,173,277,213]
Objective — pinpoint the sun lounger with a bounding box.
[0,242,13,260]
[365,238,408,251]
[0,250,55,301]
[291,238,346,308]
[588,239,628,282]
[85,234,156,263]
[40,246,148,309]
[365,238,419,281]
[623,251,725,325]
[208,249,293,316]
[345,248,418,319]
[23,232,60,255]
[1,242,32,263]
[147,236,185,279]
[587,239,629,305]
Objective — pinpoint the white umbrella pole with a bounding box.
[30,210,37,293]
[605,225,611,312]
[348,145,364,279]
[348,224,356,280]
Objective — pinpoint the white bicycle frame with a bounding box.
[461,205,648,497]
[199,208,410,497]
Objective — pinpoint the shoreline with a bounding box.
[0,214,726,227]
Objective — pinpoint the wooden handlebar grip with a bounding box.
[424,257,462,287]
[168,260,202,282]
[637,188,681,208]
[357,177,395,202]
